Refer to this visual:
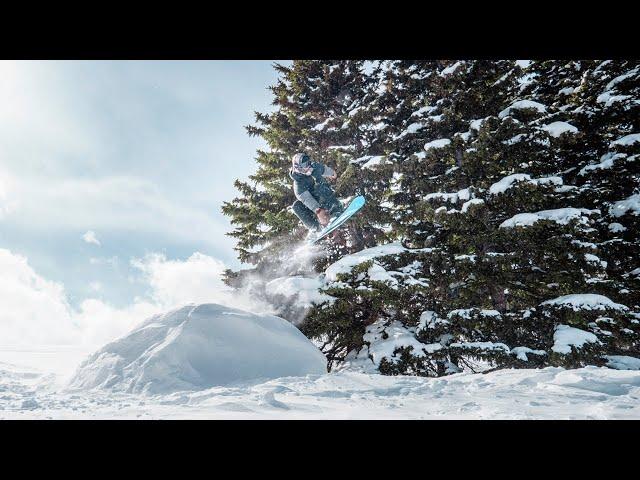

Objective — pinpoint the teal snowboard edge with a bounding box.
[309,195,366,244]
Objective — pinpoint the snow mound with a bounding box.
[441,61,462,76]
[541,294,628,311]
[489,174,563,195]
[500,207,598,228]
[611,133,640,147]
[541,121,578,137]
[610,193,640,218]
[424,138,451,150]
[489,173,532,194]
[325,242,408,282]
[69,303,327,394]
[362,155,388,169]
[425,187,471,203]
[607,355,640,371]
[579,152,626,176]
[498,100,547,118]
[365,320,441,363]
[461,198,484,212]
[552,325,599,354]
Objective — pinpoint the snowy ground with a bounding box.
[1,344,639,419]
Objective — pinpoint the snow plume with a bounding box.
[230,239,329,325]
[215,231,330,326]
[290,241,326,272]
[128,237,329,329]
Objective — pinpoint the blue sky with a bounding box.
[0,60,285,310]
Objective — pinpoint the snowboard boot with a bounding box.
[315,207,331,227]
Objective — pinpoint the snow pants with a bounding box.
[292,181,343,231]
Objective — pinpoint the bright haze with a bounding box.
[0,60,285,345]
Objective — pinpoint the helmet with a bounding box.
[292,152,310,168]
[291,152,313,175]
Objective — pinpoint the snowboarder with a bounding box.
[290,152,344,234]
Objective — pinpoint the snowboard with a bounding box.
[309,195,366,244]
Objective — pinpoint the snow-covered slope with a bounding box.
[69,303,327,394]
[2,347,640,419]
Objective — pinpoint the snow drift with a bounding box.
[69,303,327,394]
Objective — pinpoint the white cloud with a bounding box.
[0,61,266,251]
[0,167,17,219]
[0,248,158,346]
[131,252,231,308]
[0,61,100,177]
[0,248,77,345]
[72,298,159,346]
[0,61,285,346]
[0,247,270,347]
[89,256,118,267]
[83,230,101,246]
[2,174,231,249]
[130,251,275,317]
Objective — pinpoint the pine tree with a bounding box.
[299,60,640,374]
[223,60,640,376]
